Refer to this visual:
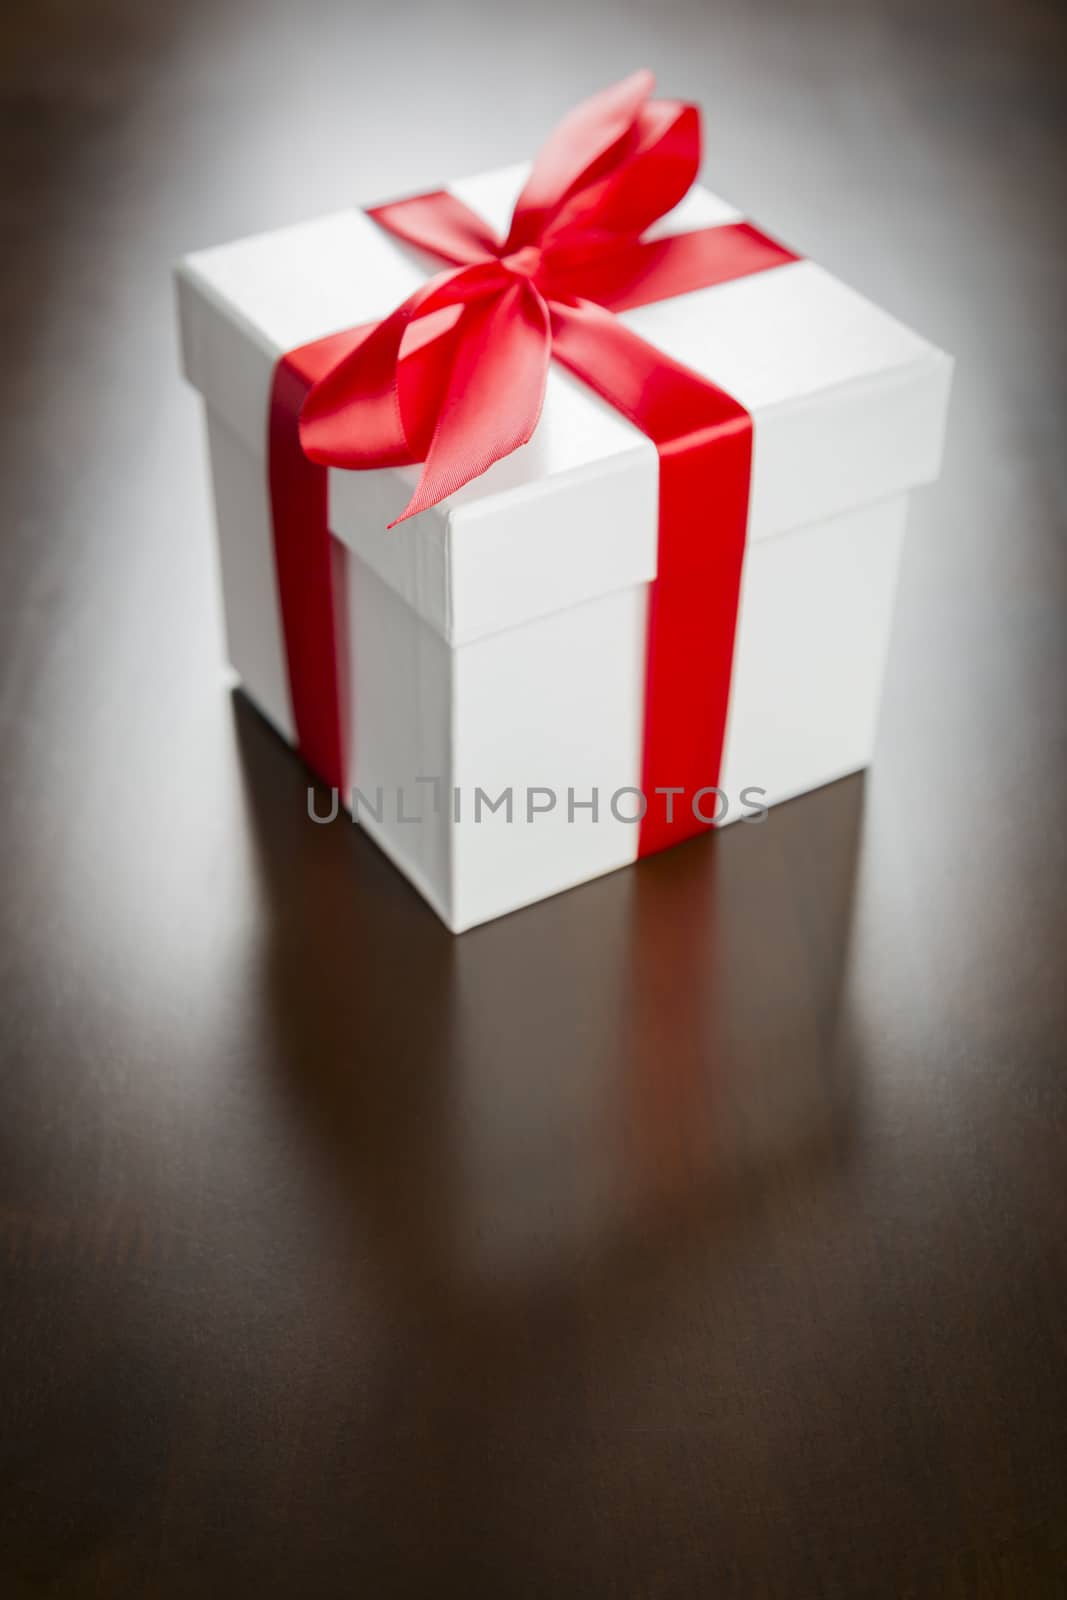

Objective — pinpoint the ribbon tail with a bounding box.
[392,281,552,524]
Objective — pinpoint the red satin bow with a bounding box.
[300,70,728,523]
[272,71,798,857]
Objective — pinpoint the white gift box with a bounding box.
[176,163,952,932]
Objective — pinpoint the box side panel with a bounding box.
[204,407,295,744]
[718,494,910,822]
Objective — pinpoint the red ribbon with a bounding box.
[268,71,797,854]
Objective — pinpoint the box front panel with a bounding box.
[344,557,454,925]
[449,585,649,932]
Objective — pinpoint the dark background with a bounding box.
[2,0,1065,1594]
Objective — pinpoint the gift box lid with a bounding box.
[176,163,952,647]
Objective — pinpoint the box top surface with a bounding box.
[177,164,952,645]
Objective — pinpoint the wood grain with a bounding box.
[1,0,1065,1593]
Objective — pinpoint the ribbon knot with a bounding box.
[500,244,546,283]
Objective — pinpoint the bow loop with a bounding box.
[505,72,701,254]
[300,258,551,525]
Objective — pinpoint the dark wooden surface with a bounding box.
[2,1,1066,1594]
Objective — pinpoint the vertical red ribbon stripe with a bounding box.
[267,326,371,793]
[547,297,755,855]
